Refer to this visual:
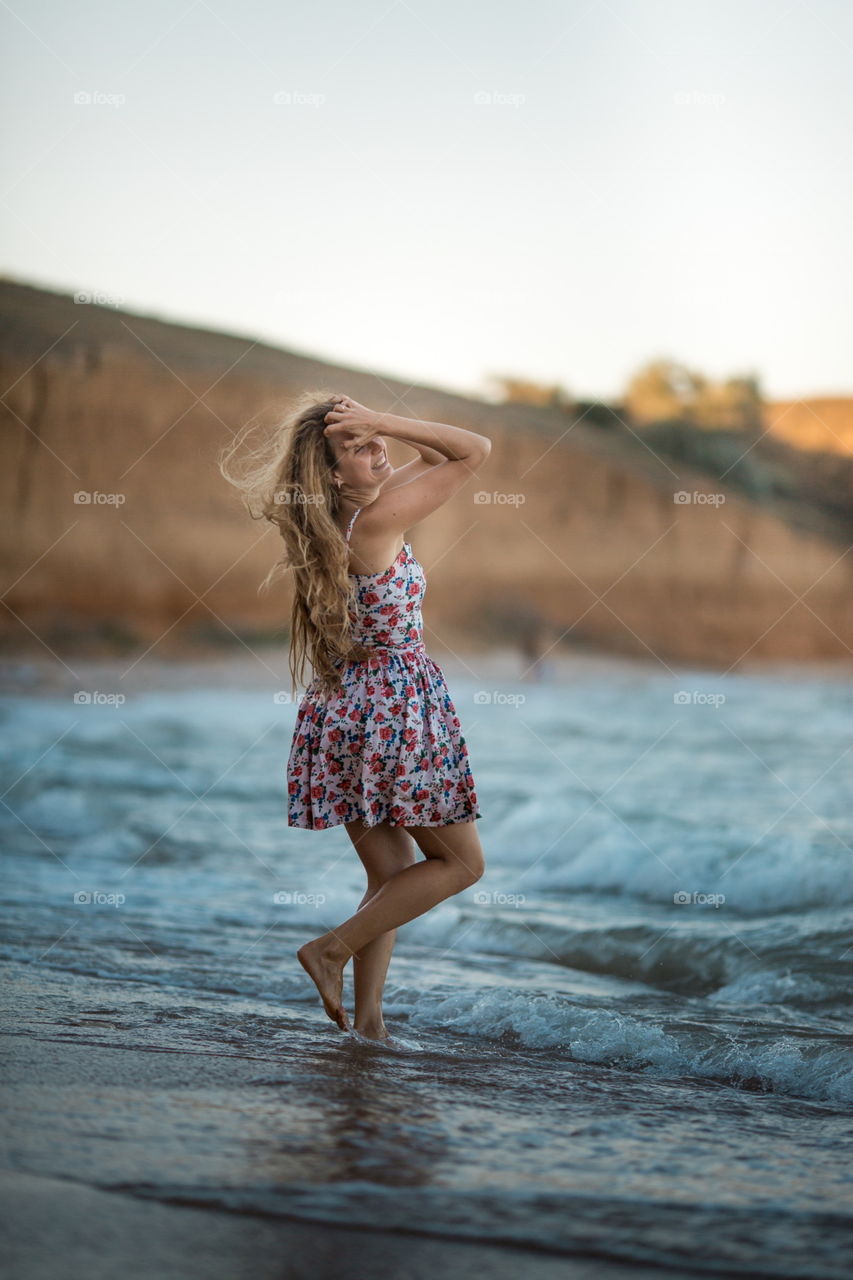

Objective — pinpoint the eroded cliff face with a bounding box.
[2,280,851,666]
[421,424,853,664]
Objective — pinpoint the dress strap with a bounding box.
[344,507,362,545]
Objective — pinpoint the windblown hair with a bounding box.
[218,390,373,696]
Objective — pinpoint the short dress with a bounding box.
[286,506,482,830]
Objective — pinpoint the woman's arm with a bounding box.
[380,418,446,493]
[324,397,490,466]
[391,428,446,469]
[378,413,470,494]
[372,410,491,464]
[324,397,492,535]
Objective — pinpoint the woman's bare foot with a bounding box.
[350,1028,422,1053]
[353,1017,388,1042]
[297,937,351,1030]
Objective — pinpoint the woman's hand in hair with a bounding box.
[323,396,379,450]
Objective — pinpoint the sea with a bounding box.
[1,654,852,1278]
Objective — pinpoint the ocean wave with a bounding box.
[514,815,853,915]
[383,983,853,1105]
[405,901,853,1008]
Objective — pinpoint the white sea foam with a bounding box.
[383,983,853,1104]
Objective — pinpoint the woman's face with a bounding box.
[330,433,392,494]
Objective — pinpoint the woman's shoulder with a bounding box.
[345,503,408,542]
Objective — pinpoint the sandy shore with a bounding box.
[3,644,852,700]
[1,1025,711,1280]
[0,644,634,697]
[2,1166,722,1280]
[1,1169,649,1280]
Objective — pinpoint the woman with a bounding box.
[221,392,491,1043]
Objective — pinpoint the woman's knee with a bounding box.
[454,851,485,888]
[409,822,485,889]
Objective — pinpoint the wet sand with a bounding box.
[1,1023,711,1280]
[2,1169,667,1280]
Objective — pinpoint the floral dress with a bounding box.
[286,506,481,830]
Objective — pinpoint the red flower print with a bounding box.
[285,539,481,831]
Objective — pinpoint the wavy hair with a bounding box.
[218,389,373,696]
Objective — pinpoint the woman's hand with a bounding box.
[323,395,379,451]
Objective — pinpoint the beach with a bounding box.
[2,1024,731,1280]
[2,650,852,1278]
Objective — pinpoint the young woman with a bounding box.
[220,392,491,1043]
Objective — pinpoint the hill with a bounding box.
[1,277,851,669]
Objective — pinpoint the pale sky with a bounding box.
[2,0,852,402]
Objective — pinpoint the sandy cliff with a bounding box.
[1,279,850,668]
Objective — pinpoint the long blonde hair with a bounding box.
[218,389,373,696]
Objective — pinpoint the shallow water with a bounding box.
[2,657,852,1277]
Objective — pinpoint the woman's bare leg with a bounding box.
[344,818,418,1038]
[297,819,484,1030]
[352,883,395,1038]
